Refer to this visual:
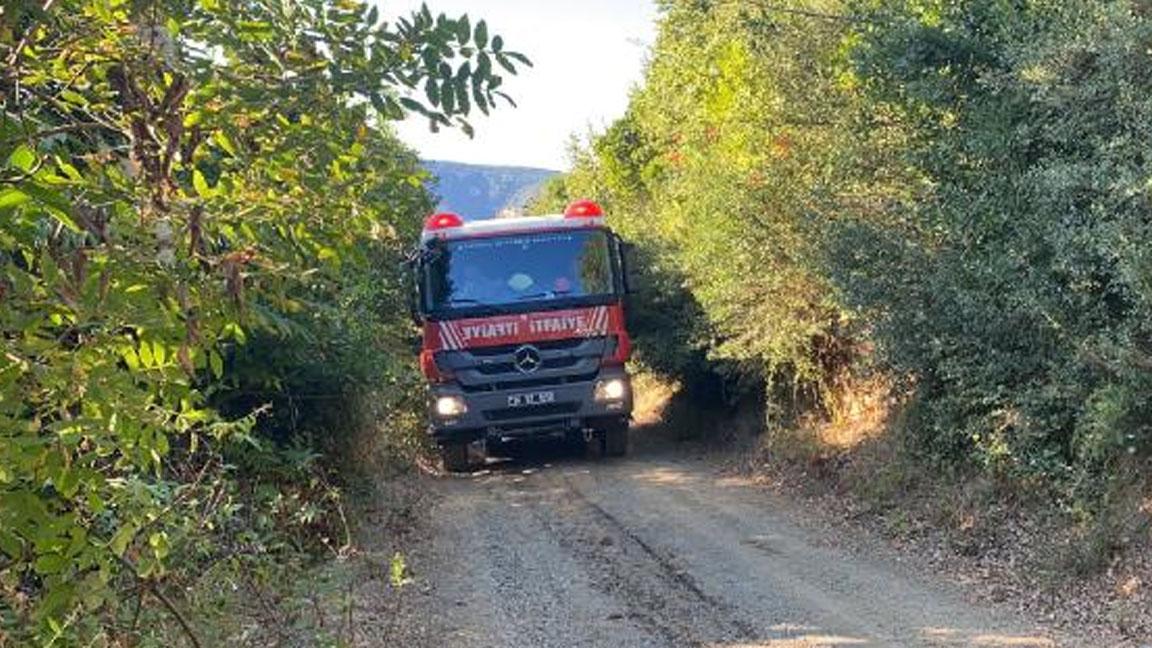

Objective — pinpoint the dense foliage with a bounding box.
[542,0,1151,494]
[535,0,878,407]
[840,0,1152,484]
[0,0,526,642]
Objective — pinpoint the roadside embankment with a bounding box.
[704,378,1152,646]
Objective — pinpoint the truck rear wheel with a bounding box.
[440,442,470,473]
[603,422,628,457]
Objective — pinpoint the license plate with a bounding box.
[507,391,555,407]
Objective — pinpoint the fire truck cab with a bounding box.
[410,200,633,472]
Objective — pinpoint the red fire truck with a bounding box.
[410,200,633,471]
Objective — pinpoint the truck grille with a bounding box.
[475,356,580,375]
[439,336,607,392]
[460,370,598,393]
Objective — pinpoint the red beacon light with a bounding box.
[563,200,603,218]
[424,212,464,231]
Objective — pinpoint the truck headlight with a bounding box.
[594,378,628,402]
[434,395,468,418]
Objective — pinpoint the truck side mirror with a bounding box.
[619,240,637,295]
[407,294,421,326]
[402,254,424,325]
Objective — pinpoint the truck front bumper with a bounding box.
[427,367,632,444]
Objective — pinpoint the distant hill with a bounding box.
[423,160,558,220]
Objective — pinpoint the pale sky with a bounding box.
[386,1,658,170]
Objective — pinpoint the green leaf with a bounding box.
[209,350,224,379]
[8,144,37,173]
[474,20,488,49]
[399,97,427,117]
[495,52,516,74]
[121,346,140,371]
[472,84,489,115]
[149,532,170,561]
[110,523,137,557]
[192,169,215,198]
[21,182,80,231]
[213,131,238,156]
[60,90,89,107]
[0,530,22,560]
[455,15,470,44]
[424,77,440,106]
[34,552,68,575]
[493,90,516,108]
[222,322,247,344]
[151,340,166,367]
[505,51,533,67]
[389,551,409,587]
[138,342,154,368]
[54,156,84,182]
[0,188,30,210]
[442,82,456,112]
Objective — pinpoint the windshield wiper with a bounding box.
[442,298,512,315]
[516,290,571,301]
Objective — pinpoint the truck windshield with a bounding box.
[423,230,616,315]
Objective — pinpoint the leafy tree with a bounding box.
[832,0,1152,480]
[0,0,527,641]
[540,0,876,408]
[560,0,1152,503]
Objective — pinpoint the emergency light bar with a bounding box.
[564,200,603,218]
[424,212,464,230]
[420,201,606,242]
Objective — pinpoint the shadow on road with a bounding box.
[450,378,760,478]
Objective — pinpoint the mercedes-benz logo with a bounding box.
[513,345,542,374]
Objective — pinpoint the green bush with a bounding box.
[0,0,526,641]
[832,0,1152,481]
[555,0,1152,510]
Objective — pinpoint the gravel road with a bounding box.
[387,442,1062,647]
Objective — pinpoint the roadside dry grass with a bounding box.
[721,376,1152,646]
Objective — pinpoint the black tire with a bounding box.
[603,422,628,457]
[440,442,470,473]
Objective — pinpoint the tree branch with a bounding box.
[111,553,203,648]
[2,121,111,147]
[146,583,203,648]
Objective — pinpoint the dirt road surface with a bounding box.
[381,442,1064,648]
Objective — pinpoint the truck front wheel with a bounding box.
[440,442,470,473]
[603,422,629,457]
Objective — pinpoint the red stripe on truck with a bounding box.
[425,305,623,351]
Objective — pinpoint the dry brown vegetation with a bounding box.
[736,376,1152,645]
